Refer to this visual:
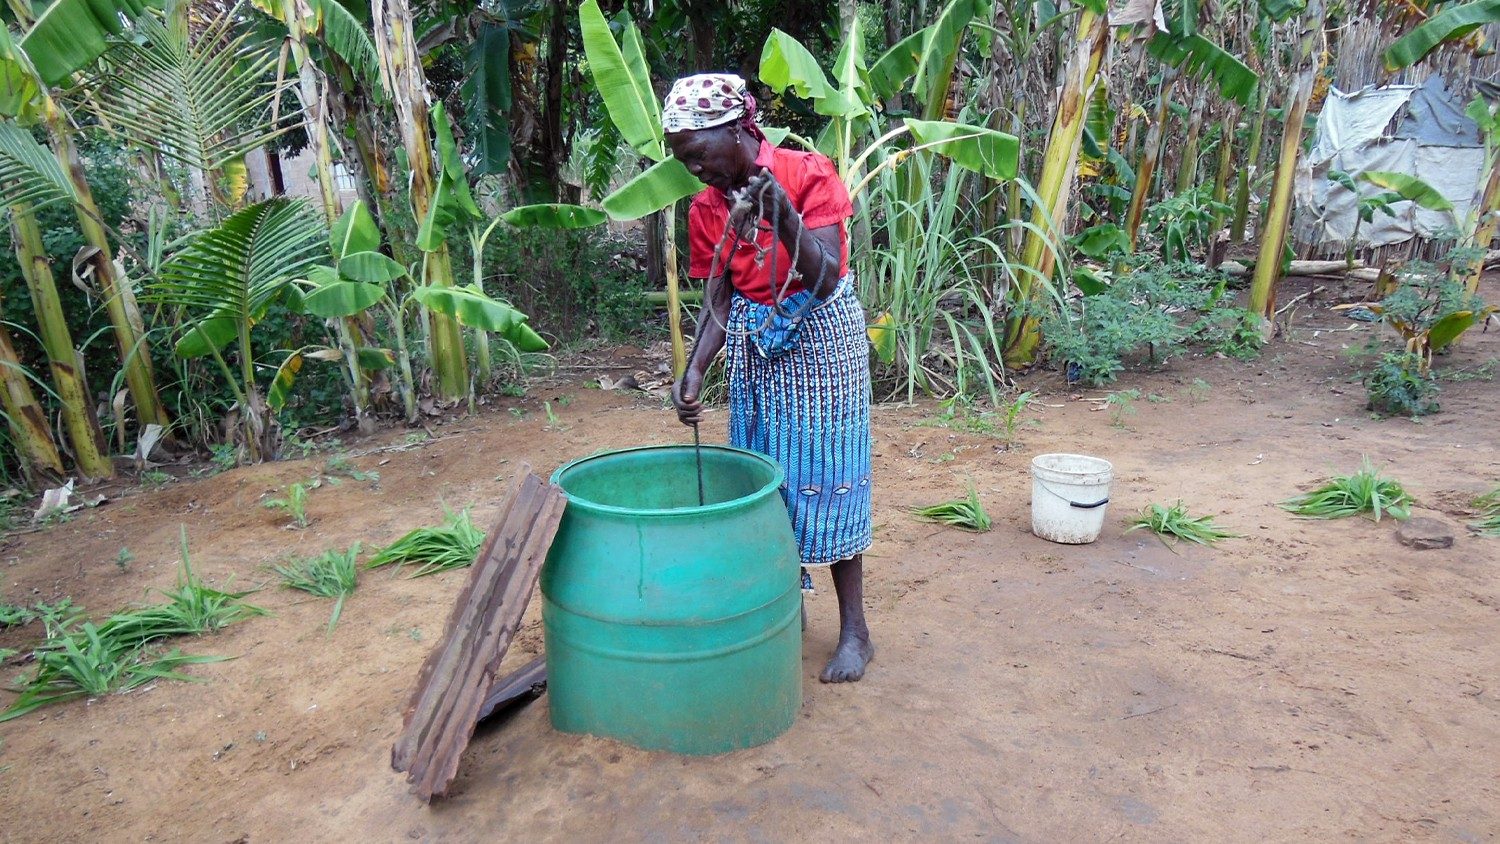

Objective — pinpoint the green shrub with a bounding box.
[1044,261,1256,385]
[1365,351,1439,417]
[482,226,652,343]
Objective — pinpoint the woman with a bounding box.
[664,73,874,684]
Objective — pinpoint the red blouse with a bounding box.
[686,140,853,304]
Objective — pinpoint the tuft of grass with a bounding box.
[1127,501,1242,548]
[263,482,311,528]
[0,529,253,722]
[94,528,264,650]
[275,544,360,633]
[115,547,133,573]
[0,622,226,722]
[1280,459,1413,522]
[367,509,485,577]
[912,485,992,532]
[1470,486,1500,537]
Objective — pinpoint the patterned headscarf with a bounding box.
[662,73,765,139]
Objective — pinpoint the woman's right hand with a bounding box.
[672,367,705,427]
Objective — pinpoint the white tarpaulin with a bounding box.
[1295,77,1484,247]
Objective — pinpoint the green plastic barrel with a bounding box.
[542,444,802,755]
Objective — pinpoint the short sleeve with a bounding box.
[794,154,854,231]
[687,197,719,278]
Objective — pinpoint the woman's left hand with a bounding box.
[730,168,790,236]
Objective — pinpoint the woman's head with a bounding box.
[662,74,764,192]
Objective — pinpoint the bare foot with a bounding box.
[819,632,874,683]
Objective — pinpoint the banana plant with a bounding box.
[292,201,550,423]
[152,198,327,463]
[0,16,172,434]
[1382,0,1500,71]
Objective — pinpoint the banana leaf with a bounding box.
[267,350,303,412]
[912,0,978,117]
[1383,0,1500,71]
[20,0,156,88]
[331,200,379,260]
[302,265,386,318]
[578,0,663,160]
[600,157,704,221]
[416,101,482,251]
[501,204,607,228]
[338,251,406,283]
[463,22,511,175]
[759,28,856,117]
[409,284,548,351]
[1359,170,1455,212]
[1147,31,1258,106]
[869,26,928,103]
[905,119,1020,180]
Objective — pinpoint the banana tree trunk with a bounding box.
[1460,152,1499,293]
[373,0,468,400]
[10,204,112,480]
[1231,81,1269,245]
[1250,0,1323,322]
[42,96,171,433]
[1210,105,1238,234]
[1001,5,1109,368]
[1124,69,1177,250]
[0,307,64,484]
[1175,83,1207,194]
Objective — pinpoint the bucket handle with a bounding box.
[1035,477,1110,510]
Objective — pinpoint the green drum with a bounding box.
[542,445,802,755]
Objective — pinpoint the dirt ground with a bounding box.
[1,276,1497,842]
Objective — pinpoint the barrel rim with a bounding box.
[549,444,785,518]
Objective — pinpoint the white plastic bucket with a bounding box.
[1030,453,1113,544]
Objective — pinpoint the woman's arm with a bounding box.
[672,267,732,426]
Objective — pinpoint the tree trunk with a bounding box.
[1250,0,1323,323]
[1460,142,1499,293]
[41,96,171,434]
[1175,82,1207,194]
[542,0,569,200]
[1210,104,1238,235]
[1001,5,1109,368]
[1124,69,1176,251]
[0,308,64,485]
[11,204,112,480]
[1231,81,1269,245]
[374,0,469,400]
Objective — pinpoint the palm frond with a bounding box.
[153,198,327,324]
[1147,31,1258,106]
[85,7,293,172]
[0,121,76,208]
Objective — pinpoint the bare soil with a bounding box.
[1,277,1497,842]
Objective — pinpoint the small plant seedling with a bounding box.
[1188,378,1212,403]
[366,509,485,577]
[1127,501,1241,548]
[1280,458,1413,522]
[1470,486,1500,537]
[508,407,527,419]
[403,432,430,446]
[324,454,379,485]
[208,443,238,472]
[500,384,526,398]
[1105,389,1141,428]
[1000,391,1036,441]
[555,394,574,408]
[543,400,565,430]
[263,482,311,528]
[1146,393,1172,404]
[1364,351,1439,418]
[274,544,360,633]
[141,470,172,488]
[1439,358,1497,383]
[912,485,992,532]
[115,548,134,573]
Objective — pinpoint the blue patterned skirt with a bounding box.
[725,283,873,568]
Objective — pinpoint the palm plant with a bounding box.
[152,198,327,462]
[83,6,295,210]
